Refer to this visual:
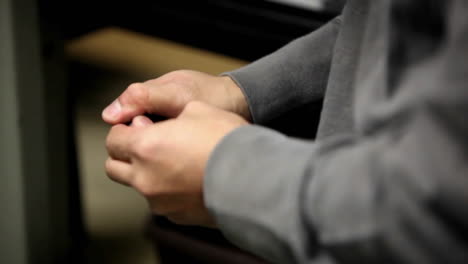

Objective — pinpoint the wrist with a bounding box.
[220,75,252,121]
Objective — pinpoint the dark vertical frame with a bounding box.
[0,0,30,259]
[0,0,78,263]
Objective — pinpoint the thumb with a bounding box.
[102,83,175,124]
[102,82,149,124]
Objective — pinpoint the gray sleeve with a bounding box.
[205,111,468,263]
[204,14,468,264]
[224,17,342,124]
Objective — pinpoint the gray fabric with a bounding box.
[224,17,341,124]
[205,0,468,263]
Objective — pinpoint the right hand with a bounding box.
[102,70,251,125]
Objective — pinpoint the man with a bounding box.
[102,1,468,263]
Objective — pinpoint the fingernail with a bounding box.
[103,99,122,120]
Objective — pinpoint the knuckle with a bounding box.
[153,70,192,89]
[126,82,143,94]
[183,100,203,113]
[125,82,148,105]
[105,125,122,149]
[134,137,156,159]
[165,70,184,80]
[164,70,191,82]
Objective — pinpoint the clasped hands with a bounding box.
[102,70,250,227]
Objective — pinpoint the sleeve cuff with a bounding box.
[221,17,341,124]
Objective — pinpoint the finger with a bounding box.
[102,82,179,125]
[106,124,135,161]
[130,115,153,128]
[102,82,148,124]
[105,157,133,186]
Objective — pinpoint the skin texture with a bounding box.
[102,70,250,227]
[102,70,251,124]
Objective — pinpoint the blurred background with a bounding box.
[1,1,338,263]
[70,28,247,264]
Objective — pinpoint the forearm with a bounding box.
[205,111,468,264]
[224,17,342,125]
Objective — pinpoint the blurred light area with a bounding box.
[266,0,324,10]
[66,27,247,78]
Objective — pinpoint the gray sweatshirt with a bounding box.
[204,0,468,263]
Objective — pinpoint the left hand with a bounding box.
[104,101,248,227]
